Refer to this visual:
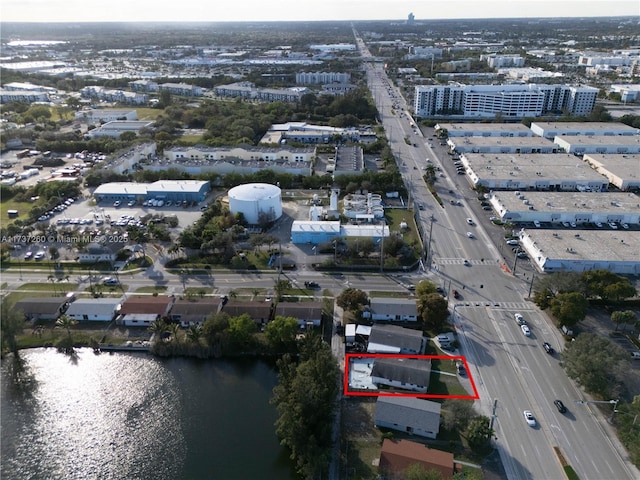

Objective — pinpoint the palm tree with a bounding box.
[55,315,78,352]
[55,314,78,338]
[251,288,261,300]
[148,318,168,337]
[186,325,202,343]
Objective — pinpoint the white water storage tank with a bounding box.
[228,183,282,225]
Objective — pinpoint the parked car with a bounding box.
[595,222,603,228]
[554,400,567,413]
[127,200,135,207]
[533,220,541,228]
[24,251,33,260]
[543,342,555,354]
[506,239,519,246]
[523,410,536,427]
[453,290,461,299]
[34,251,45,260]
[304,281,319,289]
[113,200,121,207]
[521,324,531,336]
[102,277,119,286]
[456,362,465,375]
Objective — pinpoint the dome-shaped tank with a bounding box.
[228,183,282,225]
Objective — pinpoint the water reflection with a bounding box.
[1,349,297,480]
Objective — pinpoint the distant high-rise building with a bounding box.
[414,84,598,119]
[407,13,415,25]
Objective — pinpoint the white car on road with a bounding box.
[523,410,536,427]
[466,232,474,238]
[521,324,531,336]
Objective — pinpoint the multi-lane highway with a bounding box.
[357,35,637,480]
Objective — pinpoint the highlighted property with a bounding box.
[344,353,479,400]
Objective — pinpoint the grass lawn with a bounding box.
[135,107,165,121]
[0,198,33,224]
[183,287,214,296]
[179,134,204,144]
[135,285,168,294]
[429,358,469,397]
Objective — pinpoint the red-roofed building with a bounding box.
[379,439,455,479]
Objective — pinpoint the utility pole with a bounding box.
[576,399,619,423]
[528,274,536,298]
[425,214,435,268]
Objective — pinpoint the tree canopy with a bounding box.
[562,333,630,399]
[271,336,339,478]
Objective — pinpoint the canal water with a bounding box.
[1,348,298,480]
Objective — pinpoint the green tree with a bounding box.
[265,316,299,352]
[55,314,78,339]
[562,333,629,398]
[442,399,475,431]
[1,300,23,356]
[583,270,636,301]
[271,337,339,478]
[185,324,203,343]
[415,280,438,297]
[549,292,588,328]
[418,293,449,332]
[464,415,494,451]
[611,310,637,332]
[228,314,257,350]
[336,288,368,312]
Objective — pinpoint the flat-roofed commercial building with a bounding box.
[583,153,640,191]
[435,122,533,137]
[490,191,640,225]
[462,153,608,191]
[449,136,557,154]
[554,135,640,155]
[530,121,639,139]
[518,229,640,274]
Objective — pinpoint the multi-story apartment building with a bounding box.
[414,84,598,118]
[296,72,350,84]
[158,83,202,97]
[482,54,525,68]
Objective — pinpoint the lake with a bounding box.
[1,348,298,480]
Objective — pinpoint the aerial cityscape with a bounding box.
[1,9,640,480]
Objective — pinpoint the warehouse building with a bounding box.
[93,180,210,203]
[462,153,608,191]
[530,121,639,139]
[490,191,640,225]
[554,135,640,155]
[582,153,640,191]
[448,136,558,154]
[518,229,640,274]
[435,122,533,138]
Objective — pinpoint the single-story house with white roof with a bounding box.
[65,297,122,322]
[364,298,418,322]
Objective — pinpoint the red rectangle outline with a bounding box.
[344,353,479,400]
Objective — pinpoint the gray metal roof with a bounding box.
[370,297,418,316]
[374,396,441,433]
[371,358,431,387]
[368,324,424,352]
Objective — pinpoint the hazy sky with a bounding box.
[0,0,638,23]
